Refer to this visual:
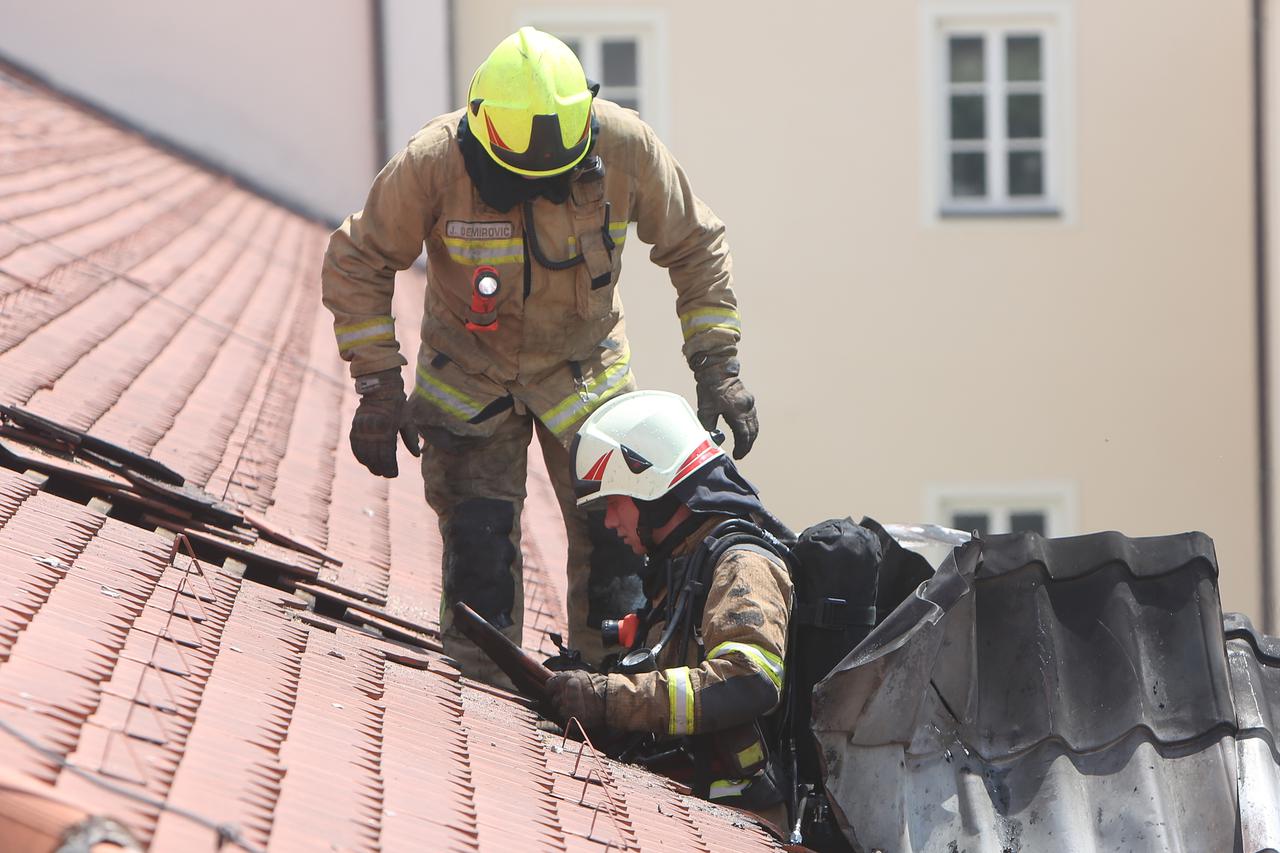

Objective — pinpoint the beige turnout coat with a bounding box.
[322,99,741,444]
[606,518,792,763]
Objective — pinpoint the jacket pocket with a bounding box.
[573,225,619,320]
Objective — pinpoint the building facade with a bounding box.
[0,0,1272,624]
[454,0,1265,622]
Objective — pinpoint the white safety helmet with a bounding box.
[572,390,725,506]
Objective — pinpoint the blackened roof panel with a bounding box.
[815,532,1280,853]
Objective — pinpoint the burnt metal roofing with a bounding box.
[813,530,1280,853]
[0,65,784,851]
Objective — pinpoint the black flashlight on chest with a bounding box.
[465,265,501,332]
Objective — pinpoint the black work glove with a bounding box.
[691,349,759,459]
[350,368,419,477]
[545,670,608,732]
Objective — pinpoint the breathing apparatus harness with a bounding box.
[611,517,789,676]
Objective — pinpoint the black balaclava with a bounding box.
[638,456,770,564]
[457,113,600,212]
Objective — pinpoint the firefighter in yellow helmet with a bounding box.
[322,28,758,685]
[547,390,791,818]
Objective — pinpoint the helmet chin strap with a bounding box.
[645,512,710,566]
[638,524,658,553]
[635,493,682,558]
[636,492,682,530]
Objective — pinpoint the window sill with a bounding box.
[939,205,1062,219]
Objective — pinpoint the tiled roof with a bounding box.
[0,65,783,852]
[814,530,1280,853]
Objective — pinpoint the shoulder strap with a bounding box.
[696,519,792,572]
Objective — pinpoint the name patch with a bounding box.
[446,220,515,240]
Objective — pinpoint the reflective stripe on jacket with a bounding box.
[321,99,739,443]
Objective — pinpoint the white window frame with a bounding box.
[517,8,670,140]
[926,482,1077,537]
[920,1,1075,221]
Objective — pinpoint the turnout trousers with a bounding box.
[423,385,644,688]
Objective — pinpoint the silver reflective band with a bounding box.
[335,317,396,353]
[666,666,694,735]
[709,778,751,799]
[707,642,785,691]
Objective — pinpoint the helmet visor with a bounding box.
[484,112,591,177]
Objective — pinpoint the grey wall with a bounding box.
[0,0,450,222]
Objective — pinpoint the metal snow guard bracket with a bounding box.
[0,404,243,530]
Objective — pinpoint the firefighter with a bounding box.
[321,28,759,685]
[548,390,790,816]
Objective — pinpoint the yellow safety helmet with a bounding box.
[467,27,595,178]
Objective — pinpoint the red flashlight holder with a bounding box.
[601,612,640,648]
[465,265,501,332]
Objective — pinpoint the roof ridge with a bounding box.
[0,52,335,226]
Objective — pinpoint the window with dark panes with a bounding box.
[1005,35,1045,197]
[947,36,986,197]
[948,507,1053,536]
[941,27,1053,212]
[951,512,990,537]
[555,34,643,115]
[1009,511,1047,536]
[938,487,1069,537]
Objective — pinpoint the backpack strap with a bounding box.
[791,599,878,630]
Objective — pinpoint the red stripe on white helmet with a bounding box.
[584,449,613,482]
[669,438,722,486]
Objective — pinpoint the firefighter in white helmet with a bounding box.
[550,390,791,816]
[321,27,758,685]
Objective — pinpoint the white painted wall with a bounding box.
[0,0,448,222]
[383,0,453,161]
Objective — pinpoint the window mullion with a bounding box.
[1041,29,1054,203]
[994,507,1012,535]
[585,37,602,86]
[988,31,1007,205]
[941,28,954,204]
[634,32,646,115]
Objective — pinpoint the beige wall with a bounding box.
[457,1,1263,618]
[0,0,413,221]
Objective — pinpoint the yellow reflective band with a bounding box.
[413,364,483,421]
[736,742,764,768]
[442,235,523,250]
[567,221,630,249]
[707,641,785,691]
[542,354,632,436]
[335,316,396,353]
[444,246,525,265]
[666,666,695,736]
[679,307,741,342]
[709,778,751,800]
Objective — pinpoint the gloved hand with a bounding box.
[545,670,608,732]
[350,368,419,477]
[691,349,759,459]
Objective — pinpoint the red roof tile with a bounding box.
[0,65,784,851]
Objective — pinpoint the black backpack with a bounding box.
[673,516,933,771]
[704,515,931,849]
[781,517,934,782]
